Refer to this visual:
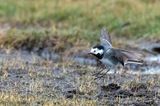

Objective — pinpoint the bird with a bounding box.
[89,28,143,78]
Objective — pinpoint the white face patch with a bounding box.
[90,48,104,55]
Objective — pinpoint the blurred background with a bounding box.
[0,0,160,54]
[0,1,160,105]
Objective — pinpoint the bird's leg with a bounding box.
[93,60,111,79]
[92,60,105,76]
[106,67,111,73]
[94,68,110,80]
[92,67,104,76]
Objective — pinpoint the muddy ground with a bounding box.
[0,42,160,106]
[1,0,160,105]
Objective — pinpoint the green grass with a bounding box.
[0,0,160,49]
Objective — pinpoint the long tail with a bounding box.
[125,60,143,65]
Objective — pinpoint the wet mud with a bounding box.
[0,40,160,105]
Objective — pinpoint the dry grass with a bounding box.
[0,52,159,105]
[0,93,97,106]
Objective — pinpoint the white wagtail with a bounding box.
[89,28,143,77]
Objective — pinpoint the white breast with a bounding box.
[101,58,115,67]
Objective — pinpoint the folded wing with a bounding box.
[112,49,143,66]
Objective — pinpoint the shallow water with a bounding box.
[0,49,160,74]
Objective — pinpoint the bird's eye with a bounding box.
[94,50,96,52]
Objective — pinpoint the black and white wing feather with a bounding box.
[100,28,112,50]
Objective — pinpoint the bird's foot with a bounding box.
[93,69,110,80]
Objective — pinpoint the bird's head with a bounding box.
[89,45,105,59]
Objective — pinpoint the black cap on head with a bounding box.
[93,45,105,50]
